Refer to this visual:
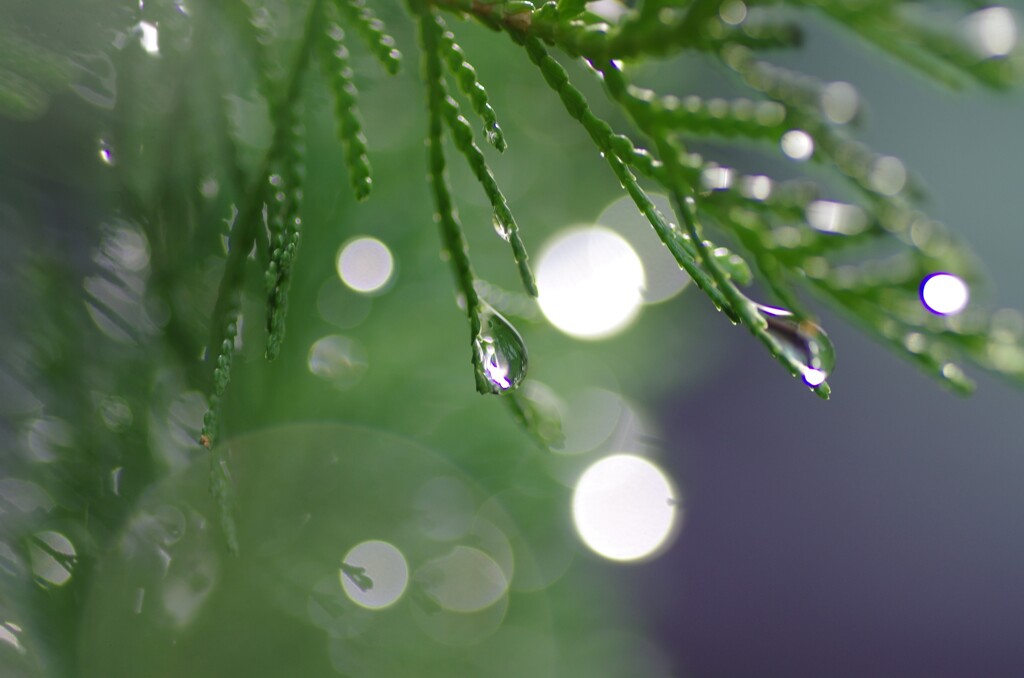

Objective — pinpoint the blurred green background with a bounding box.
[1,1,1023,676]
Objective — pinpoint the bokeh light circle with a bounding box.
[780,130,814,161]
[920,273,969,316]
[572,454,679,562]
[536,226,645,340]
[595,194,692,304]
[336,237,394,294]
[340,540,408,610]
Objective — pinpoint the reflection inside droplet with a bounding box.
[572,454,678,562]
[24,416,73,463]
[0,622,25,655]
[536,226,645,339]
[340,540,409,610]
[474,305,528,394]
[758,305,835,387]
[963,6,1018,58]
[98,137,116,165]
[780,130,814,161]
[920,273,969,315]
[336,237,394,294]
[135,21,160,56]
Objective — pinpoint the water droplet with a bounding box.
[712,247,752,285]
[757,305,835,387]
[474,305,528,394]
[492,212,511,242]
[484,126,506,151]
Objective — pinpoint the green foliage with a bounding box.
[1,1,1023,675]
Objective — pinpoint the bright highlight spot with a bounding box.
[964,7,1018,58]
[701,166,734,191]
[802,368,827,387]
[572,454,678,562]
[337,237,394,294]
[536,226,645,339]
[136,21,160,56]
[920,273,969,316]
[340,540,409,610]
[806,200,868,235]
[418,545,509,613]
[781,130,814,161]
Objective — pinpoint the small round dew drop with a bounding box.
[920,273,970,316]
[336,237,394,294]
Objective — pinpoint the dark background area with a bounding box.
[634,15,1024,677]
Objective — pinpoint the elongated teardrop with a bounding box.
[757,304,835,388]
[473,305,528,394]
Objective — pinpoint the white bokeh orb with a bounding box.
[572,454,679,562]
[336,237,394,294]
[536,227,646,340]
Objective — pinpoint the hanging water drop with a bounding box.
[757,305,835,388]
[492,212,511,242]
[473,305,527,394]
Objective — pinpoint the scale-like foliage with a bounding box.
[1,1,1023,674]
[155,0,1022,415]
